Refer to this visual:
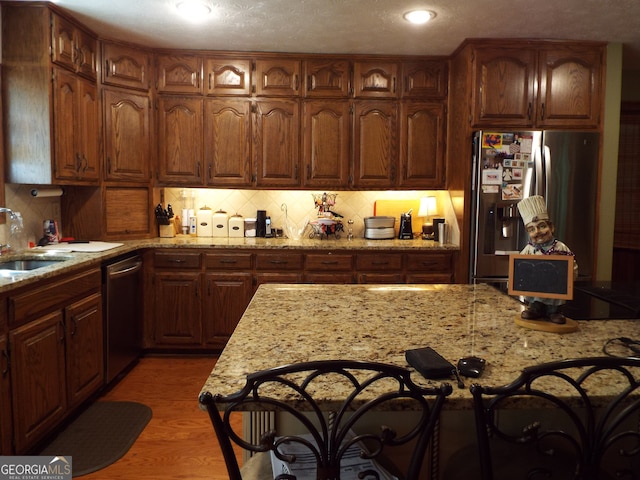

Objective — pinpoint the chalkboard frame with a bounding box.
[508,254,574,300]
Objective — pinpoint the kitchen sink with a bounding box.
[0,256,71,275]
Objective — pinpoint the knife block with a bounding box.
[159,219,176,238]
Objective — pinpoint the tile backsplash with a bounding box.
[0,186,460,247]
[162,188,459,243]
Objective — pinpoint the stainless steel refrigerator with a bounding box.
[469,130,599,286]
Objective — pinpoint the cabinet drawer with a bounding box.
[10,268,101,325]
[204,253,252,270]
[306,254,353,271]
[356,254,402,271]
[153,251,201,269]
[407,273,453,284]
[255,253,304,270]
[406,253,452,273]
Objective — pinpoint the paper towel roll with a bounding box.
[31,187,63,197]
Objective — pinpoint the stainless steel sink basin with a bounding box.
[0,256,71,276]
[0,259,64,270]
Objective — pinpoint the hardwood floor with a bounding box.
[80,355,239,480]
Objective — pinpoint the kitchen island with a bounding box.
[200,282,638,408]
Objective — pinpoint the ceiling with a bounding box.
[19,0,640,70]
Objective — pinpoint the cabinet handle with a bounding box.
[107,156,112,174]
[59,320,65,343]
[527,102,532,120]
[392,77,397,93]
[371,261,389,266]
[294,164,299,180]
[2,348,8,376]
[269,259,287,265]
[207,279,211,296]
[540,102,545,120]
[320,260,339,265]
[70,316,78,337]
[219,259,238,264]
[294,74,299,91]
[208,162,213,181]
[76,152,82,172]
[197,161,201,177]
[306,164,311,180]
[169,258,186,263]
[105,59,110,76]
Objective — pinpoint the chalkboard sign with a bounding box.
[508,254,574,300]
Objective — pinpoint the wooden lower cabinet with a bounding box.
[145,248,455,351]
[10,311,67,454]
[0,334,11,455]
[203,272,253,348]
[8,268,103,454]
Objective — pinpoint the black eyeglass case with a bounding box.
[405,346,455,379]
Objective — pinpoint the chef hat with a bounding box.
[517,195,549,226]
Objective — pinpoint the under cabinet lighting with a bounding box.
[403,10,435,25]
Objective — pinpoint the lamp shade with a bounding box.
[418,196,437,218]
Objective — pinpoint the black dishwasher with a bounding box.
[103,254,143,385]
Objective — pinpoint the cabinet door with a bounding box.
[77,77,100,181]
[158,97,204,184]
[255,59,301,97]
[65,293,103,409]
[472,47,537,127]
[102,42,150,90]
[152,272,202,346]
[74,27,97,80]
[0,335,12,455]
[302,100,351,187]
[103,89,151,181]
[205,58,251,96]
[304,59,351,98]
[401,60,448,98]
[104,186,152,238]
[352,100,398,187]
[399,102,445,188]
[157,54,203,94]
[204,98,252,186]
[537,46,603,128]
[353,61,399,98]
[254,99,300,187]
[52,68,80,181]
[51,13,75,71]
[10,312,66,454]
[203,273,253,349]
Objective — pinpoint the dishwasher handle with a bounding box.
[106,258,143,279]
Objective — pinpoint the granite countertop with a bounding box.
[0,236,457,293]
[200,283,639,410]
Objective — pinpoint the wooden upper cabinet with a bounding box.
[470,43,604,128]
[156,54,203,94]
[253,99,300,186]
[102,42,151,91]
[352,100,398,187]
[401,60,448,98]
[205,58,252,96]
[353,61,399,99]
[51,12,97,80]
[52,68,100,183]
[302,100,351,187]
[255,59,301,97]
[103,88,151,181]
[399,102,446,188]
[537,45,603,128]
[304,59,351,98]
[204,99,253,186]
[472,47,537,127]
[157,97,204,184]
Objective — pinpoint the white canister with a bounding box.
[244,218,257,237]
[212,210,229,237]
[196,207,213,237]
[228,215,244,238]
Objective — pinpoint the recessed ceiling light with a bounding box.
[176,1,212,19]
[403,9,436,25]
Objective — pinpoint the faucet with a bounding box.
[0,207,24,254]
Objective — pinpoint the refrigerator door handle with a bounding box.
[543,144,551,200]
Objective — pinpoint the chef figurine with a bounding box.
[516,195,578,324]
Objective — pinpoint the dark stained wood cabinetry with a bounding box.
[205,58,252,96]
[401,60,448,98]
[52,68,100,182]
[2,5,100,185]
[103,88,152,182]
[255,59,301,97]
[352,100,399,187]
[156,54,203,94]
[102,42,151,91]
[470,43,604,128]
[354,61,399,98]
[51,12,97,81]
[0,332,11,455]
[304,59,351,97]
[8,268,103,454]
